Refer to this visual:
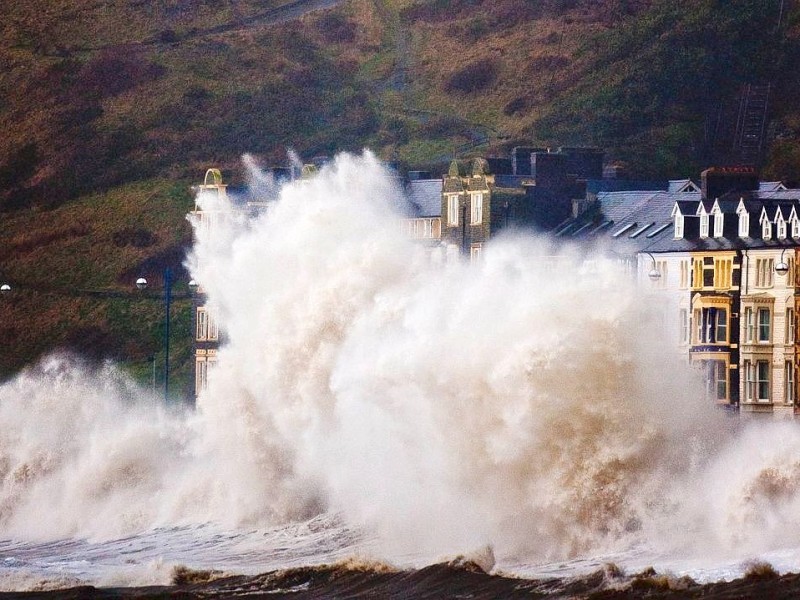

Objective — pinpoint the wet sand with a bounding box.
[2,560,800,599]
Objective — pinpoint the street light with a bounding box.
[644,252,661,281]
[136,268,178,402]
[0,283,10,294]
[776,248,790,276]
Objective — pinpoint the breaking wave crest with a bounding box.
[2,152,800,581]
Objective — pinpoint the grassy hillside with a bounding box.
[2,0,800,391]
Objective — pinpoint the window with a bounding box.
[447,195,459,226]
[196,307,218,341]
[694,307,728,344]
[763,219,772,240]
[679,260,690,289]
[692,258,704,288]
[195,356,216,394]
[787,308,796,344]
[756,258,774,288]
[757,360,770,402]
[793,218,800,238]
[787,361,796,404]
[653,260,667,287]
[680,308,690,344]
[778,219,787,240]
[714,257,732,289]
[470,193,483,225]
[702,360,727,401]
[744,307,755,343]
[739,212,750,237]
[470,243,482,262]
[674,215,684,239]
[714,213,724,238]
[744,360,754,401]
[700,214,709,238]
[758,307,771,343]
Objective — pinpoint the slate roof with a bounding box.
[554,184,800,255]
[407,179,442,217]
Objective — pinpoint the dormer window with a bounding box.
[793,219,800,238]
[700,213,709,238]
[714,213,724,238]
[739,212,749,237]
[778,218,787,240]
[763,219,772,240]
[674,214,684,239]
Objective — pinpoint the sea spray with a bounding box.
[0,152,799,580]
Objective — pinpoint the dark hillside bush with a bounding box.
[316,12,356,44]
[445,59,499,94]
[77,48,165,99]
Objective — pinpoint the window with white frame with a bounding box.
[763,219,772,240]
[756,258,774,288]
[787,307,796,344]
[758,307,771,343]
[739,212,749,236]
[196,307,218,341]
[787,361,796,404]
[694,307,728,344]
[674,215,684,239]
[470,243,482,262]
[653,260,667,287]
[447,195,459,226]
[743,360,755,401]
[756,360,770,401]
[701,360,728,402]
[470,193,483,225]
[680,308,690,344]
[679,260,690,289]
[714,213,724,237]
[793,218,800,238]
[700,213,709,238]
[778,219,787,239]
[744,307,755,342]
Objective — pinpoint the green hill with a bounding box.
[1,0,799,393]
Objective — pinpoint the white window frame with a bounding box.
[758,307,771,343]
[744,360,754,401]
[763,219,772,240]
[793,218,800,238]
[744,307,755,343]
[700,214,709,238]
[714,213,724,238]
[470,193,483,225]
[756,360,770,402]
[447,194,459,226]
[680,308,689,344]
[739,212,749,237]
[786,361,796,404]
[778,218,787,240]
[674,215,684,239]
[787,307,796,344]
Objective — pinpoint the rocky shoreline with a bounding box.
[2,559,800,599]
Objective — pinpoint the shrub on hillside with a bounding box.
[77,48,165,99]
[316,12,356,44]
[444,59,500,94]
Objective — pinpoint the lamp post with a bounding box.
[776,248,790,276]
[136,269,172,402]
[644,252,661,282]
[136,271,199,402]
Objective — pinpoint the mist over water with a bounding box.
[3,151,800,585]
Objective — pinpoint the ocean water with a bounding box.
[2,152,800,591]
